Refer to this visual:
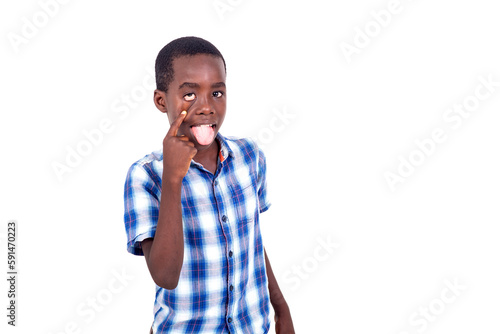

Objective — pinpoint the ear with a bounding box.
[154,89,168,114]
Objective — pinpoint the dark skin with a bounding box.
[141,54,295,333]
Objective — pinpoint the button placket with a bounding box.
[213,175,235,332]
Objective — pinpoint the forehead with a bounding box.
[171,54,226,86]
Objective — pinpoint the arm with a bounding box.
[142,178,184,290]
[142,111,197,290]
[265,248,295,334]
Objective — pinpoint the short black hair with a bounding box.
[155,36,226,92]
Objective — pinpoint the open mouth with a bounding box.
[190,124,216,145]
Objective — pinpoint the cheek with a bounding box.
[217,105,226,116]
[214,99,226,111]
[184,102,196,112]
[167,95,191,111]
[179,98,195,112]
[167,101,191,122]
[217,112,226,126]
[178,123,192,137]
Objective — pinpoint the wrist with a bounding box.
[162,174,183,190]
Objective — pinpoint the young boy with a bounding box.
[123,36,294,333]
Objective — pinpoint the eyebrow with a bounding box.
[211,82,226,88]
[178,82,199,89]
[178,82,226,89]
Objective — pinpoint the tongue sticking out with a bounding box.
[191,125,215,146]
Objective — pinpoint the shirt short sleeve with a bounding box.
[256,146,271,214]
[123,162,161,255]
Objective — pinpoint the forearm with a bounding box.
[145,177,184,289]
[264,249,291,314]
[265,249,295,333]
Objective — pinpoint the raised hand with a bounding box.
[162,111,197,182]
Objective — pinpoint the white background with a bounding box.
[1,0,500,333]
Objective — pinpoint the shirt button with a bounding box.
[222,215,227,222]
[228,250,233,257]
[230,285,234,291]
[214,179,218,186]
[228,317,232,323]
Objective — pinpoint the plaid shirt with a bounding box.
[123,133,271,334]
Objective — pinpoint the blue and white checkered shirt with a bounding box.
[123,133,271,334]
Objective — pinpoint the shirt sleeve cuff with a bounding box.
[259,201,271,214]
[127,229,156,256]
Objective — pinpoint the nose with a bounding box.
[194,94,214,115]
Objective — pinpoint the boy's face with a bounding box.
[155,54,226,151]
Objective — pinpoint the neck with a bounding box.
[192,138,220,174]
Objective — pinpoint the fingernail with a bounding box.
[181,110,187,115]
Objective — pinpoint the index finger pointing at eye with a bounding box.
[167,111,187,137]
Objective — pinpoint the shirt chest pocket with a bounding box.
[228,179,258,226]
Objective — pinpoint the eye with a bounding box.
[184,93,196,101]
[213,91,224,98]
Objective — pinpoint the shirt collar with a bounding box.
[216,132,233,163]
[186,133,234,169]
